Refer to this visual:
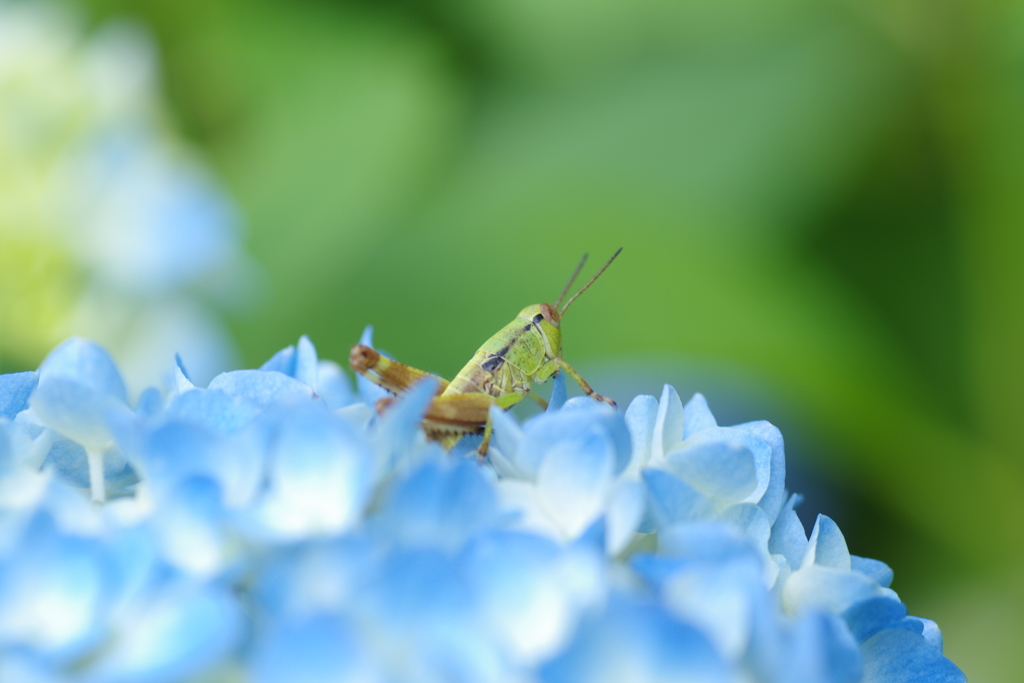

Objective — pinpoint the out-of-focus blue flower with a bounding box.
[0,1,251,390]
[0,336,966,682]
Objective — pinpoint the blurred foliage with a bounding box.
[53,0,1024,678]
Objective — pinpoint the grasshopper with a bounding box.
[349,248,622,455]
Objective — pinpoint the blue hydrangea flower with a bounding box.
[0,2,250,389]
[0,336,966,682]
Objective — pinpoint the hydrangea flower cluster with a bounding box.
[0,336,966,682]
[0,1,246,385]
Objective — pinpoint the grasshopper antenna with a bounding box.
[560,247,622,316]
[554,253,589,310]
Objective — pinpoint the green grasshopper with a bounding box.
[349,248,621,455]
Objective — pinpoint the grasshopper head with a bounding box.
[519,303,562,358]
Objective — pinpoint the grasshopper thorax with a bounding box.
[518,303,562,359]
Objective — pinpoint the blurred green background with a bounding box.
[12,0,1024,678]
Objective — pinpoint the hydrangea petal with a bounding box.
[0,515,107,658]
[679,425,773,505]
[539,597,732,683]
[851,555,894,588]
[605,480,645,556]
[737,420,786,523]
[651,385,684,462]
[642,468,709,531]
[487,404,526,479]
[777,611,862,683]
[549,371,567,411]
[802,515,851,571]
[842,596,908,643]
[536,431,615,538]
[164,388,260,436]
[463,532,579,664]
[624,394,658,478]
[783,564,883,614]
[38,338,127,403]
[207,370,317,410]
[29,377,131,450]
[375,458,498,551]
[664,440,757,507]
[316,360,354,410]
[0,371,38,420]
[682,392,717,438]
[250,615,377,683]
[860,628,965,683]
[253,405,374,539]
[661,556,764,659]
[85,584,243,683]
[294,335,318,388]
[148,477,228,577]
[769,494,808,569]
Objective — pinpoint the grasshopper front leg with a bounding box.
[554,357,616,408]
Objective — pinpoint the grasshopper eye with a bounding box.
[540,303,561,327]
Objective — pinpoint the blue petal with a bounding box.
[0,514,109,660]
[736,420,786,523]
[250,615,372,683]
[207,370,317,410]
[783,564,882,613]
[148,476,228,576]
[641,468,709,531]
[86,584,243,683]
[605,480,645,556]
[375,377,439,469]
[134,388,163,418]
[842,597,908,643]
[624,394,658,474]
[769,494,808,569]
[41,436,136,492]
[295,336,318,388]
[777,611,862,683]
[0,371,38,420]
[174,353,192,383]
[260,344,296,375]
[851,555,894,588]
[29,377,131,448]
[539,596,732,683]
[375,457,498,551]
[487,405,526,478]
[906,617,943,651]
[462,531,582,664]
[315,360,354,410]
[549,371,567,411]
[658,521,761,566]
[652,385,684,461]
[518,402,631,480]
[682,392,717,438]
[664,440,757,506]
[660,554,766,659]
[252,537,379,618]
[803,515,851,571]
[861,628,966,683]
[253,405,374,538]
[536,429,616,537]
[38,338,127,403]
[678,426,772,505]
[165,388,260,435]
